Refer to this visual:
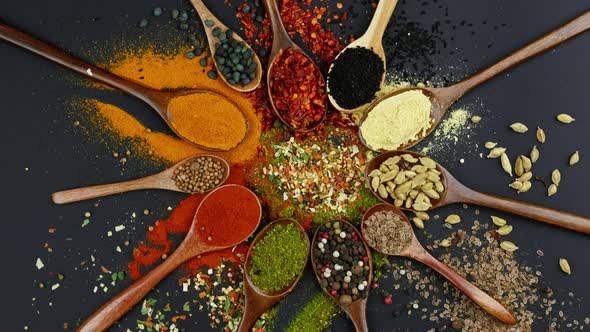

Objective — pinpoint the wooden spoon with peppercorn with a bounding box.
[262,0,328,132]
[189,0,262,92]
[360,10,590,151]
[311,220,373,332]
[0,23,249,151]
[236,219,310,332]
[360,204,517,325]
[51,155,230,204]
[327,0,399,114]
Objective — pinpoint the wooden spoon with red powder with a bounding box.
[78,184,262,332]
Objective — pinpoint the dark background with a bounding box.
[1,0,589,331]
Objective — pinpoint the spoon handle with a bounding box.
[78,243,193,332]
[0,23,157,103]
[263,0,293,53]
[410,247,516,325]
[364,0,399,43]
[51,175,163,204]
[454,188,590,234]
[438,10,590,108]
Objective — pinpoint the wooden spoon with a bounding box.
[78,184,262,332]
[0,22,248,151]
[360,203,516,324]
[262,0,327,132]
[189,0,262,92]
[365,150,590,234]
[51,155,229,204]
[359,10,590,151]
[328,0,399,114]
[311,220,372,332]
[236,219,310,332]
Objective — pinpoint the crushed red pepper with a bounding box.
[269,47,327,130]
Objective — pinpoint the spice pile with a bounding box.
[248,222,308,292]
[173,156,227,193]
[328,46,385,109]
[360,89,433,151]
[269,47,327,130]
[368,154,445,211]
[313,221,371,306]
[362,210,413,256]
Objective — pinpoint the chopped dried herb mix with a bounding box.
[328,46,384,109]
[269,47,327,130]
[248,223,308,292]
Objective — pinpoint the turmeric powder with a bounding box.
[168,92,247,151]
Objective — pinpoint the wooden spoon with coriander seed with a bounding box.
[236,219,310,332]
[0,22,248,151]
[311,220,373,332]
[360,10,590,151]
[262,0,327,132]
[51,155,229,204]
[365,150,590,234]
[360,204,516,324]
[189,0,262,92]
[78,184,262,332]
[327,0,399,114]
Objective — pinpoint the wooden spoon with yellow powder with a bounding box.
[0,23,248,151]
[360,10,590,152]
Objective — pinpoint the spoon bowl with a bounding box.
[327,0,399,114]
[51,154,230,204]
[78,184,262,332]
[360,203,516,324]
[365,150,590,234]
[236,219,309,332]
[358,10,590,149]
[311,220,372,332]
[263,0,327,132]
[0,23,248,151]
[189,0,262,92]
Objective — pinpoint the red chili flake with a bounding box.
[269,47,327,130]
[384,296,393,305]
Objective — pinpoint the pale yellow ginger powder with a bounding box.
[360,90,432,150]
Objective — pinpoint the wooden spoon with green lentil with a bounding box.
[51,155,229,204]
[189,0,262,92]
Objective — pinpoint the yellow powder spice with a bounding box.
[360,90,432,150]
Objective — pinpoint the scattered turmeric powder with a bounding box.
[168,92,247,151]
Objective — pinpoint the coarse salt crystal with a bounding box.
[86,68,93,76]
[114,225,125,232]
[35,258,44,270]
[51,283,60,290]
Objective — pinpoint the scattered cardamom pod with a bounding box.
[530,146,539,163]
[500,241,519,252]
[551,169,561,186]
[548,184,558,197]
[491,216,507,226]
[484,142,497,149]
[517,172,533,183]
[440,239,451,247]
[569,151,579,166]
[515,156,524,177]
[521,156,532,172]
[415,211,430,221]
[500,153,512,176]
[559,258,571,275]
[509,180,523,190]
[518,181,532,193]
[412,217,425,229]
[445,214,461,225]
[510,122,528,133]
[556,114,575,124]
[471,115,482,124]
[487,147,506,159]
[536,127,546,143]
[497,225,513,236]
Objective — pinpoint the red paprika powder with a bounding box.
[196,185,261,246]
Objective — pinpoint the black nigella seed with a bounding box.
[138,18,149,28]
[327,46,384,110]
[153,7,162,17]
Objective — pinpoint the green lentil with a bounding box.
[138,18,149,28]
[207,70,218,80]
[204,19,214,27]
[284,293,340,332]
[152,7,162,17]
[171,9,179,19]
[248,223,307,292]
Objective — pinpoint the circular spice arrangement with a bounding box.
[312,221,371,306]
[327,46,384,110]
[173,156,227,193]
[362,210,413,256]
[269,47,327,130]
[168,92,248,151]
[247,222,308,293]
